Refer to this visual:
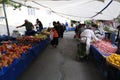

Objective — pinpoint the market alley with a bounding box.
[17,31,106,80]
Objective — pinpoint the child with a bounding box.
[50,27,59,48]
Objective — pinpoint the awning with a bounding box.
[8,0,120,20]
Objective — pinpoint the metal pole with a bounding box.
[91,0,113,18]
[2,1,10,37]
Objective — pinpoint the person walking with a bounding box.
[50,27,59,48]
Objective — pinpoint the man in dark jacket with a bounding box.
[16,19,35,36]
[35,19,43,32]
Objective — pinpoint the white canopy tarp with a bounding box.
[8,0,120,21]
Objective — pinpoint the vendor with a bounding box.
[80,24,101,56]
[34,18,43,32]
[16,19,35,36]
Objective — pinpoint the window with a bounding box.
[28,8,35,15]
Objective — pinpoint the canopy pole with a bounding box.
[91,0,113,18]
[2,1,10,37]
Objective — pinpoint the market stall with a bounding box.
[0,29,50,80]
[66,27,75,32]
[106,54,120,80]
[90,40,120,80]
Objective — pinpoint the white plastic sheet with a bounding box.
[10,0,120,20]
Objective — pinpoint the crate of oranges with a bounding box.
[106,53,120,69]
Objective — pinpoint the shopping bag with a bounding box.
[50,31,54,40]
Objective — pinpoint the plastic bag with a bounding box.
[50,31,54,40]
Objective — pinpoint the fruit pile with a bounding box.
[35,34,48,40]
[0,43,32,68]
[91,40,117,54]
[106,54,120,69]
[0,33,49,68]
[41,29,50,35]
[16,36,41,45]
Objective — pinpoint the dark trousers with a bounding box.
[25,30,36,36]
[51,37,59,46]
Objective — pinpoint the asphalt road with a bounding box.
[17,31,106,80]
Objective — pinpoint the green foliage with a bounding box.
[84,20,92,25]
[12,3,21,9]
[0,0,22,10]
[0,0,10,4]
[117,18,120,23]
[104,26,109,32]
[71,20,77,24]
[104,26,117,33]
[9,2,22,10]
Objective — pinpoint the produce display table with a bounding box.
[0,37,50,80]
[0,35,9,42]
[90,45,120,80]
[90,45,108,77]
[106,54,120,80]
[66,27,75,31]
[31,38,50,56]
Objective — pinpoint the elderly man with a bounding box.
[16,19,35,36]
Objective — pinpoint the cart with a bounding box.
[76,36,87,61]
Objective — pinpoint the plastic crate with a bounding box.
[23,51,35,68]
[32,44,41,56]
[0,35,8,41]
[107,64,120,80]
[0,64,15,80]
